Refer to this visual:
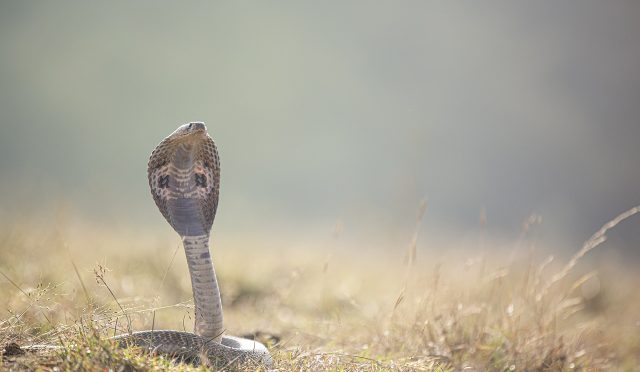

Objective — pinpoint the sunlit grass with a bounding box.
[1,207,639,370]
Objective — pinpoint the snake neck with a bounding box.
[182,234,223,342]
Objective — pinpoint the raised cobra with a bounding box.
[28,123,272,366]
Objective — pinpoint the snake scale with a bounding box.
[26,123,272,367]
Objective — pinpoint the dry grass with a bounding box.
[1,207,639,371]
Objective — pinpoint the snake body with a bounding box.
[27,123,271,366]
[117,122,271,365]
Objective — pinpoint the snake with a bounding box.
[23,123,272,367]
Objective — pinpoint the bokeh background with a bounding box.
[1,1,639,259]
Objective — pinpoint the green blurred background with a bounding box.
[0,2,638,255]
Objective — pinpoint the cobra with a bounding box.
[28,123,272,366]
[118,122,271,365]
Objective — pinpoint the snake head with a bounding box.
[168,122,208,141]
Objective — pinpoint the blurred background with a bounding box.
[0,1,638,259]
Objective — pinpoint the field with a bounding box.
[1,208,639,371]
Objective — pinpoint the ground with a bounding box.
[1,212,639,371]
